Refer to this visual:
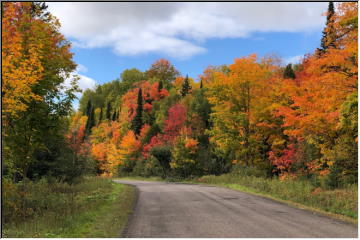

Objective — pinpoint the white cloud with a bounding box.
[62,66,97,110]
[283,55,304,65]
[77,74,96,92]
[63,72,97,93]
[72,74,96,110]
[47,2,327,59]
[76,63,88,73]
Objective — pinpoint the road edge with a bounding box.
[113,180,140,238]
[189,181,358,226]
[113,178,357,226]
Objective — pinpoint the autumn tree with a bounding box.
[121,68,144,89]
[116,130,141,175]
[145,59,180,89]
[276,2,358,178]
[142,103,187,157]
[206,54,278,167]
[2,2,43,121]
[2,2,81,181]
[199,65,230,85]
[131,88,143,136]
[171,136,199,178]
[323,92,358,187]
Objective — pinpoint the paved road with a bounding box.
[114,180,357,238]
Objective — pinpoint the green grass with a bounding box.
[188,174,357,224]
[2,177,136,238]
[114,176,163,182]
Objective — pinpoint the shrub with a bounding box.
[150,145,172,178]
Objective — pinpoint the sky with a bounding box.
[46,2,328,107]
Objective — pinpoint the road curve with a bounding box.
[114,180,357,238]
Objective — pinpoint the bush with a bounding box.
[2,177,114,226]
[117,159,137,176]
[143,156,163,177]
[150,145,172,178]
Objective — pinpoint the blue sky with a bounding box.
[47,2,328,105]
[70,30,322,85]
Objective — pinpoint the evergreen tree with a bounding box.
[317,2,336,55]
[85,106,95,137]
[116,110,119,121]
[131,88,143,135]
[85,100,92,117]
[158,81,163,92]
[200,79,203,89]
[112,110,117,121]
[106,101,112,120]
[181,75,192,97]
[98,107,103,125]
[283,64,296,79]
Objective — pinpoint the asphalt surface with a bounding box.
[114,180,357,238]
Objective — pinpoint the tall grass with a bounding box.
[195,173,358,219]
[2,177,135,237]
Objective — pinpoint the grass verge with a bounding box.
[113,176,163,182]
[2,177,135,237]
[187,174,357,225]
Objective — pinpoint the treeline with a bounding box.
[69,2,357,188]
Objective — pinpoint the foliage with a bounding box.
[150,146,172,178]
[180,75,192,97]
[317,2,336,55]
[5,1,355,192]
[131,88,143,135]
[206,54,278,168]
[171,136,199,178]
[72,3,357,186]
[2,2,81,181]
[2,2,43,119]
[283,63,296,79]
[145,59,180,89]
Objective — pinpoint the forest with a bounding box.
[71,2,357,186]
[2,2,358,237]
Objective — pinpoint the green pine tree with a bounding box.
[283,64,296,79]
[85,106,95,137]
[98,107,103,125]
[85,100,92,117]
[112,110,117,121]
[158,81,163,92]
[131,88,143,135]
[116,110,119,121]
[317,2,336,55]
[106,101,112,120]
[181,75,192,97]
